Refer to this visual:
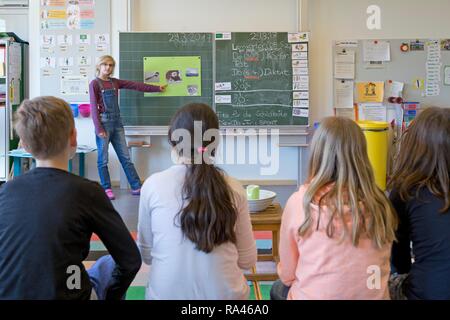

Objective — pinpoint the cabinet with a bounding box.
[0,36,28,181]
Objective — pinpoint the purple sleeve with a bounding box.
[116,79,162,93]
[89,80,105,135]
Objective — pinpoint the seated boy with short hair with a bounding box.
[0,96,141,300]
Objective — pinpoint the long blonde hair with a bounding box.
[299,117,398,248]
[389,107,450,212]
[95,55,115,77]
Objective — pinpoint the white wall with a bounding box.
[0,7,28,41]
[131,0,299,32]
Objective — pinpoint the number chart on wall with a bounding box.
[215,32,309,126]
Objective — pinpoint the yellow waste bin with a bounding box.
[357,121,389,191]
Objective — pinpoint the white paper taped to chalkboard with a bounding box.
[215,95,231,104]
[215,82,231,91]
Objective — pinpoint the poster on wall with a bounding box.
[41,0,66,6]
[60,75,89,95]
[356,81,384,103]
[143,56,202,97]
[40,0,109,101]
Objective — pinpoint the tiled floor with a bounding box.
[87,187,277,300]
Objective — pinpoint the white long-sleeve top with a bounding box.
[137,165,257,300]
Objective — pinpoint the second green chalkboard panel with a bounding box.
[215,32,309,126]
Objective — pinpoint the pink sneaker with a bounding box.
[105,188,115,200]
[131,188,141,196]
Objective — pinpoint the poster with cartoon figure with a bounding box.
[356,81,384,103]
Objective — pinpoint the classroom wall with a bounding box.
[27,0,303,197]
[130,0,299,32]
[25,0,450,198]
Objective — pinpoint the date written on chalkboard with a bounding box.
[168,33,213,46]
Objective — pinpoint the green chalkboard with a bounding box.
[119,32,309,128]
[119,32,214,126]
[215,32,309,126]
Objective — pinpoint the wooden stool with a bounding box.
[246,203,282,298]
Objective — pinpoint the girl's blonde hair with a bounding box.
[299,117,398,248]
[95,55,115,77]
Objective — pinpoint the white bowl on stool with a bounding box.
[248,190,277,212]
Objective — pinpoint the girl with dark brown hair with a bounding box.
[137,103,257,299]
[389,107,450,300]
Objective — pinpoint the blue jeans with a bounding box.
[88,255,126,300]
[270,280,290,300]
[95,119,141,190]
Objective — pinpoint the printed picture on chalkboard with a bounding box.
[292,52,308,60]
[143,56,202,97]
[292,60,301,67]
[166,70,182,83]
[186,68,199,77]
[187,85,199,96]
[292,43,308,52]
[288,32,309,43]
[144,71,160,82]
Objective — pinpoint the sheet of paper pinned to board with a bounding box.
[363,40,390,62]
[385,80,404,98]
[335,49,355,79]
[444,66,450,86]
[335,79,354,108]
[335,107,355,120]
[426,40,441,96]
[335,40,358,48]
[334,63,355,79]
[358,103,387,122]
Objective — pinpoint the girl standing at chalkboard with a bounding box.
[90,55,167,200]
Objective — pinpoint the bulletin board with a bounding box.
[333,39,450,113]
[39,0,111,103]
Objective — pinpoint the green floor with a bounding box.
[126,284,272,300]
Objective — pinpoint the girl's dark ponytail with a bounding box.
[168,103,238,253]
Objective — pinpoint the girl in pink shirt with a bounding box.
[272,117,398,300]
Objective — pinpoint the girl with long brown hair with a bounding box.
[137,103,257,299]
[389,107,450,300]
[271,116,398,300]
